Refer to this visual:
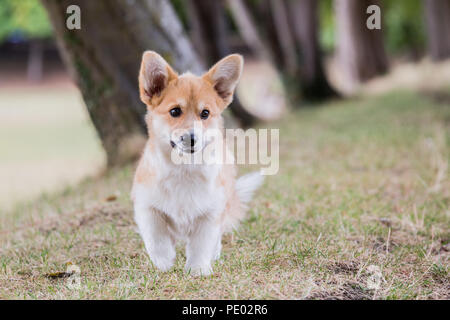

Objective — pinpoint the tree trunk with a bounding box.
[225,0,273,62]
[27,39,44,83]
[41,0,202,166]
[335,0,389,83]
[285,0,337,100]
[424,0,450,61]
[269,0,298,75]
[186,0,256,126]
[230,0,337,102]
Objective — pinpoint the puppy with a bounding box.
[131,51,264,275]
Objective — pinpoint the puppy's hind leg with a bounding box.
[134,205,176,272]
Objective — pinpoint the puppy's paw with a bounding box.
[184,264,213,277]
[148,250,175,272]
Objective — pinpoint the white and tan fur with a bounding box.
[131,51,263,275]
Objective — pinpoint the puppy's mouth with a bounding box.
[170,140,197,154]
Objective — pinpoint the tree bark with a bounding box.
[27,39,44,83]
[41,0,203,166]
[285,0,337,99]
[424,0,450,61]
[186,0,256,126]
[225,0,273,62]
[335,0,389,83]
[269,0,298,74]
[230,0,337,102]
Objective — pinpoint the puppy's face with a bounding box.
[138,52,243,154]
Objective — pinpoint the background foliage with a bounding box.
[0,0,430,58]
[384,0,425,55]
[0,0,52,42]
[319,0,426,55]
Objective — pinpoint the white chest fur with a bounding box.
[133,154,226,236]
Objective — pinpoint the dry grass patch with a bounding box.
[0,91,449,299]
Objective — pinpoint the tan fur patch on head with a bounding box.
[148,74,226,130]
[139,53,243,136]
[139,52,243,111]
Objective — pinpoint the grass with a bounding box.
[0,86,105,210]
[0,90,449,299]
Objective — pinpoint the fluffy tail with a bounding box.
[236,171,265,204]
[222,172,264,232]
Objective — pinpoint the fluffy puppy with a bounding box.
[132,51,263,275]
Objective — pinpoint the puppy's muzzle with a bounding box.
[171,131,198,153]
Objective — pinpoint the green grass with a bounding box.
[0,91,449,299]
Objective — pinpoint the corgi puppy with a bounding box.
[131,51,264,275]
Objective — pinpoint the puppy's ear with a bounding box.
[139,51,178,106]
[203,54,243,106]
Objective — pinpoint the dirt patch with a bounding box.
[422,90,450,105]
[7,203,133,238]
[327,261,360,275]
[372,236,396,253]
[308,281,373,300]
[75,204,133,228]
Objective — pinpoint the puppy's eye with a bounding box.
[169,107,182,118]
[200,109,210,120]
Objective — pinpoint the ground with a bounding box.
[0,90,449,299]
[0,83,105,210]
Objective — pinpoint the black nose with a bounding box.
[190,133,196,147]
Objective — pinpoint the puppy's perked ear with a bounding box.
[139,51,178,106]
[203,54,243,106]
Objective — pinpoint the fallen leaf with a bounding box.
[44,271,73,279]
[105,195,117,202]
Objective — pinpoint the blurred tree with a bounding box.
[384,0,425,59]
[335,0,389,83]
[0,0,52,82]
[424,0,450,61]
[185,0,256,126]
[284,0,337,100]
[225,0,273,62]
[41,0,202,166]
[319,0,426,59]
[41,0,257,166]
[0,0,52,41]
[228,0,337,103]
[318,0,336,53]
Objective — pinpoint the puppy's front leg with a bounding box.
[134,205,175,271]
[185,217,221,276]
